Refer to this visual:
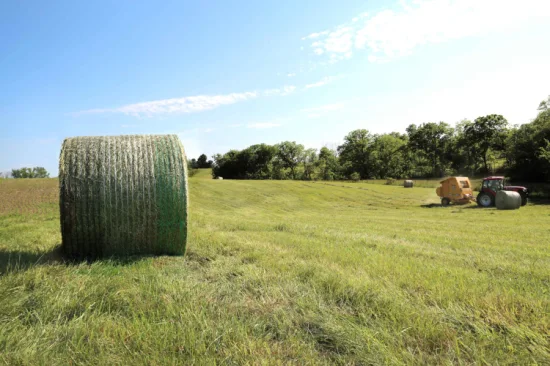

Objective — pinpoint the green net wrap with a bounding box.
[59,134,188,258]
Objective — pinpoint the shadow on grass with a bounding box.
[0,245,64,275]
[527,197,550,206]
[0,245,160,275]
[421,203,482,209]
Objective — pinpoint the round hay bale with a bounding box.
[59,134,188,258]
[404,180,414,188]
[495,190,521,210]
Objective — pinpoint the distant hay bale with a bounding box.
[495,191,521,210]
[59,134,189,258]
[217,177,223,180]
[404,180,414,188]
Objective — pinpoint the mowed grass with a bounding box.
[0,170,549,365]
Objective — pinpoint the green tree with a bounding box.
[406,122,453,177]
[538,95,550,111]
[211,150,241,179]
[464,114,508,173]
[275,141,304,179]
[369,133,407,178]
[302,148,318,180]
[240,144,277,179]
[317,147,339,180]
[11,167,49,178]
[338,129,374,179]
[506,108,550,181]
[197,154,213,168]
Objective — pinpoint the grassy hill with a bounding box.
[0,171,549,364]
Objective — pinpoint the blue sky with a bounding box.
[1,0,550,176]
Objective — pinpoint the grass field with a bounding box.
[1,170,549,365]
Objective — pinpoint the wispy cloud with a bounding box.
[303,1,550,63]
[302,30,330,40]
[301,103,345,118]
[287,73,296,77]
[263,85,296,97]
[305,76,338,89]
[247,122,281,129]
[75,92,258,117]
[74,85,297,117]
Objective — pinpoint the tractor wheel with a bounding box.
[441,198,451,206]
[477,193,494,207]
[520,193,528,206]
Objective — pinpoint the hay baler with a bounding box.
[436,177,476,206]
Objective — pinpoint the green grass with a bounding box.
[1,169,549,365]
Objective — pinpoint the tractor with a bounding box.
[476,176,528,207]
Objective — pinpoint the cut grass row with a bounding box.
[0,172,549,364]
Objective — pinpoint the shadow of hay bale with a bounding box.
[0,245,63,275]
[0,244,165,275]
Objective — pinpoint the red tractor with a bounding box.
[476,176,528,207]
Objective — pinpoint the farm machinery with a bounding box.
[476,176,528,207]
[436,176,528,207]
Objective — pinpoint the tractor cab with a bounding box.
[477,176,528,207]
[482,176,504,193]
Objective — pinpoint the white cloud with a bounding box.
[74,85,297,117]
[301,103,345,118]
[287,73,296,77]
[301,30,330,40]
[263,85,296,97]
[203,128,215,133]
[75,92,258,117]
[304,76,337,89]
[303,0,550,63]
[229,123,244,128]
[247,123,281,129]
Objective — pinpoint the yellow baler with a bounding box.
[436,177,476,206]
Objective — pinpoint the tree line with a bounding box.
[209,96,550,182]
[4,167,50,179]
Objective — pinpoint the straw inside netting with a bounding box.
[59,134,188,258]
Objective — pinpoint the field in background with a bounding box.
[0,170,549,364]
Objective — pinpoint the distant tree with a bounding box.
[196,154,212,168]
[302,148,318,180]
[538,95,550,111]
[11,167,50,178]
[338,129,374,179]
[242,144,277,179]
[369,133,408,178]
[32,167,50,178]
[189,158,198,169]
[448,120,481,175]
[464,114,508,173]
[211,150,241,179]
[407,122,453,177]
[275,141,304,179]
[538,139,550,162]
[506,108,550,181]
[317,147,339,180]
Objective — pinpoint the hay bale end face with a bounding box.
[59,134,189,258]
[404,180,414,188]
[495,190,521,210]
